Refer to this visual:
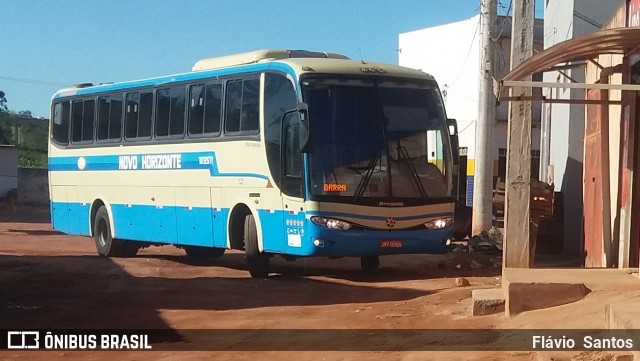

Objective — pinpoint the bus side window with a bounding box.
[98,96,111,140]
[125,92,139,139]
[97,95,122,141]
[264,72,298,193]
[204,83,222,134]
[241,79,259,132]
[156,86,185,138]
[225,80,242,133]
[52,101,70,145]
[138,92,153,138]
[169,86,186,136]
[109,95,123,140]
[156,88,170,137]
[224,78,259,134]
[71,99,95,143]
[188,84,205,135]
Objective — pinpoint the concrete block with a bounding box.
[506,282,590,316]
[472,288,505,316]
[606,302,640,361]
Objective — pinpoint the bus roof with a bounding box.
[53,49,436,99]
[194,49,436,82]
[192,49,350,71]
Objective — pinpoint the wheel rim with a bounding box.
[97,218,108,247]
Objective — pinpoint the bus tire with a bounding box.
[183,246,225,258]
[360,255,380,272]
[93,206,135,257]
[244,214,269,278]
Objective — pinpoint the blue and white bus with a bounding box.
[48,49,458,278]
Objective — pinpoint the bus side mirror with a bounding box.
[447,118,459,165]
[298,102,311,153]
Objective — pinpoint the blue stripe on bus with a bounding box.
[305,210,453,222]
[48,152,269,180]
[54,63,297,98]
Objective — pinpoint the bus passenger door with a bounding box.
[281,114,307,254]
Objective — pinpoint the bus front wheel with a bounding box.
[360,256,380,272]
[244,214,269,278]
[94,206,137,257]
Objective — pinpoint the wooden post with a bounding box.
[503,0,535,268]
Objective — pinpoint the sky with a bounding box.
[1,0,544,119]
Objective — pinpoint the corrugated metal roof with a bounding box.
[503,27,640,83]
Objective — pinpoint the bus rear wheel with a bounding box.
[183,246,225,258]
[244,214,269,278]
[94,206,137,257]
[360,255,380,272]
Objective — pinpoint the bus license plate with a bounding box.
[379,240,403,248]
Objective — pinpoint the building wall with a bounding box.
[0,145,18,197]
[399,15,481,161]
[17,168,49,206]
[544,0,623,256]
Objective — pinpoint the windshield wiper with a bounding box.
[352,149,382,202]
[396,142,428,198]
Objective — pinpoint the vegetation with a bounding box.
[0,91,48,169]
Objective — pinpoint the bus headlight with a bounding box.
[424,217,454,230]
[310,216,353,230]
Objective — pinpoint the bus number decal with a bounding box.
[198,156,214,165]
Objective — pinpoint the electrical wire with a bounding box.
[0,75,67,87]
[446,15,481,89]
[458,119,476,134]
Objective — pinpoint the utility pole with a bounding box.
[504,0,535,268]
[472,0,497,236]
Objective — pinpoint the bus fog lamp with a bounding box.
[310,216,352,230]
[313,239,325,247]
[424,217,453,230]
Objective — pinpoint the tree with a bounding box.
[0,90,7,112]
[0,91,11,144]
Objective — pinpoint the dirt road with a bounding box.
[0,207,541,360]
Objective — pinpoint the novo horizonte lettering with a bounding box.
[118,154,182,170]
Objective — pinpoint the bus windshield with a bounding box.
[302,77,453,204]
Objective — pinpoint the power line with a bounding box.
[446,15,481,88]
[458,119,476,134]
[0,75,67,87]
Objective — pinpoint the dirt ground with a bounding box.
[0,206,633,360]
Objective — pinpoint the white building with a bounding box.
[398,15,543,207]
